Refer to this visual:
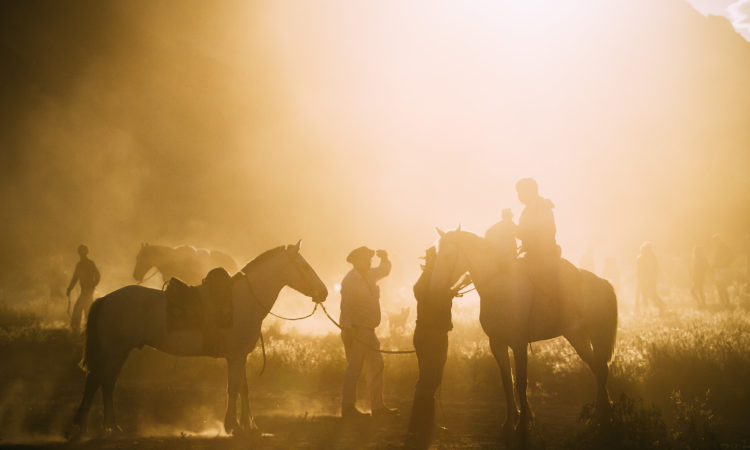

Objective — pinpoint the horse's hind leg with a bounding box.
[101,350,130,434]
[489,338,518,434]
[68,373,100,441]
[511,344,533,430]
[565,332,611,414]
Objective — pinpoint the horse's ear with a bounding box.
[292,239,301,253]
[456,224,461,232]
[435,227,446,238]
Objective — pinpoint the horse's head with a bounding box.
[133,243,154,281]
[430,226,471,294]
[280,240,329,303]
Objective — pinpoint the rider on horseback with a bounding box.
[516,178,560,260]
[515,178,580,329]
[485,208,519,264]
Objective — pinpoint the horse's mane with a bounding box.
[440,230,486,248]
[240,246,287,274]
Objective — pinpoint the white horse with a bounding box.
[429,228,617,436]
[68,241,327,440]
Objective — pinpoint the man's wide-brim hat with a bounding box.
[347,246,375,264]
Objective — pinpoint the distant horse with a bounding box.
[430,228,617,435]
[133,243,238,285]
[68,241,327,440]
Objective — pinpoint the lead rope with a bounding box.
[318,303,416,354]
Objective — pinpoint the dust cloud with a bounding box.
[1,0,749,446]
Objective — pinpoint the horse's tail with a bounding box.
[79,297,104,373]
[594,277,618,363]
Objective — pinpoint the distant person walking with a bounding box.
[711,234,734,306]
[66,244,100,333]
[636,242,665,313]
[339,246,398,418]
[690,246,708,309]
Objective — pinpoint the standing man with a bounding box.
[408,246,456,442]
[66,244,101,333]
[339,246,398,418]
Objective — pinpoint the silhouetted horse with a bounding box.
[133,243,238,285]
[430,228,617,437]
[68,242,327,440]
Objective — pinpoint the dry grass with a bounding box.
[0,296,749,448]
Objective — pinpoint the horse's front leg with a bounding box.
[512,344,534,432]
[224,357,241,435]
[489,338,518,435]
[238,354,259,433]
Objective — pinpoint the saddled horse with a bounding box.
[133,243,238,285]
[429,228,617,436]
[68,241,327,440]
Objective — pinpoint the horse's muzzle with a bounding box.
[312,288,328,303]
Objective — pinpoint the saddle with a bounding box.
[165,267,234,333]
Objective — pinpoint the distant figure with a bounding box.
[711,234,734,305]
[66,244,101,333]
[485,208,518,262]
[690,246,709,309]
[602,257,621,294]
[407,246,457,443]
[636,242,664,313]
[339,246,398,418]
[516,178,560,260]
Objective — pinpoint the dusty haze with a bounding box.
[1,0,749,312]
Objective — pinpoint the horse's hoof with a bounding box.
[224,420,240,435]
[65,423,85,442]
[103,425,124,436]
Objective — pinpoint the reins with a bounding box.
[242,274,320,376]
[241,273,416,358]
[243,274,319,321]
